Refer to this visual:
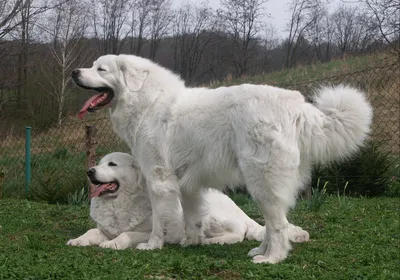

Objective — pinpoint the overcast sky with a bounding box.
[174,0,357,38]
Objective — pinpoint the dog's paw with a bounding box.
[136,242,160,250]
[252,255,282,264]
[251,246,289,264]
[66,238,91,247]
[248,246,266,257]
[99,240,124,250]
[288,228,310,243]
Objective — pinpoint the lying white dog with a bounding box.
[72,55,372,263]
[67,152,309,249]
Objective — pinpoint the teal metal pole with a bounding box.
[25,126,31,193]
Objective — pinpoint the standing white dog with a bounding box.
[67,152,310,249]
[72,55,372,263]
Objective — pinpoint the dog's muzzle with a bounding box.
[71,69,80,81]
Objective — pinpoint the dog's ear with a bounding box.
[118,59,149,92]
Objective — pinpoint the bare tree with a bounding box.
[0,0,47,38]
[332,5,378,58]
[0,0,24,39]
[285,0,321,68]
[91,0,132,54]
[148,0,173,60]
[363,0,400,54]
[260,24,279,72]
[306,3,332,62]
[171,2,215,84]
[218,0,268,77]
[129,0,152,55]
[15,0,50,110]
[36,0,91,126]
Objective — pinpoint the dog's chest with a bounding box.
[109,109,137,150]
[90,195,152,239]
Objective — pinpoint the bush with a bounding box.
[29,168,87,204]
[28,151,87,204]
[312,140,395,197]
[68,187,89,206]
[307,179,328,212]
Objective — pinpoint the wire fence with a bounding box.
[0,58,399,200]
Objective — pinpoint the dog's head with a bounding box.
[72,55,151,119]
[87,152,140,198]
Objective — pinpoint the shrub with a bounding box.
[29,168,87,204]
[28,152,87,204]
[53,148,69,160]
[68,187,89,206]
[312,140,395,197]
[307,179,328,212]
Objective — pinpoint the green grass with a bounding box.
[0,196,399,279]
[210,52,396,88]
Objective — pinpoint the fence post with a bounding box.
[85,125,97,200]
[25,126,31,193]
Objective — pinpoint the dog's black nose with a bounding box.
[71,69,80,78]
[87,168,95,177]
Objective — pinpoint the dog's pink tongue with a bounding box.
[78,93,103,120]
[91,183,116,198]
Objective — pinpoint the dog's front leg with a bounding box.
[100,232,151,250]
[136,172,186,250]
[67,228,109,247]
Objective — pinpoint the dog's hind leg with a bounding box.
[242,165,298,264]
[237,135,301,264]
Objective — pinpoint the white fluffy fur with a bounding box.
[73,55,372,263]
[66,152,309,249]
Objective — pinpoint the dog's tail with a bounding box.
[303,85,373,164]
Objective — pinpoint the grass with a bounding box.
[0,195,399,279]
[210,52,397,88]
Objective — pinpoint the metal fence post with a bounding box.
[25,126,31,193]
[85,125,97,200]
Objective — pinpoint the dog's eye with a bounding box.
[98,67,106,72]
[108,162,117,166]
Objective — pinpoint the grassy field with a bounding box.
[210,52,397,87]
[0,195,399,279]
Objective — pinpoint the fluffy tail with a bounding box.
[304,85,373,164]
